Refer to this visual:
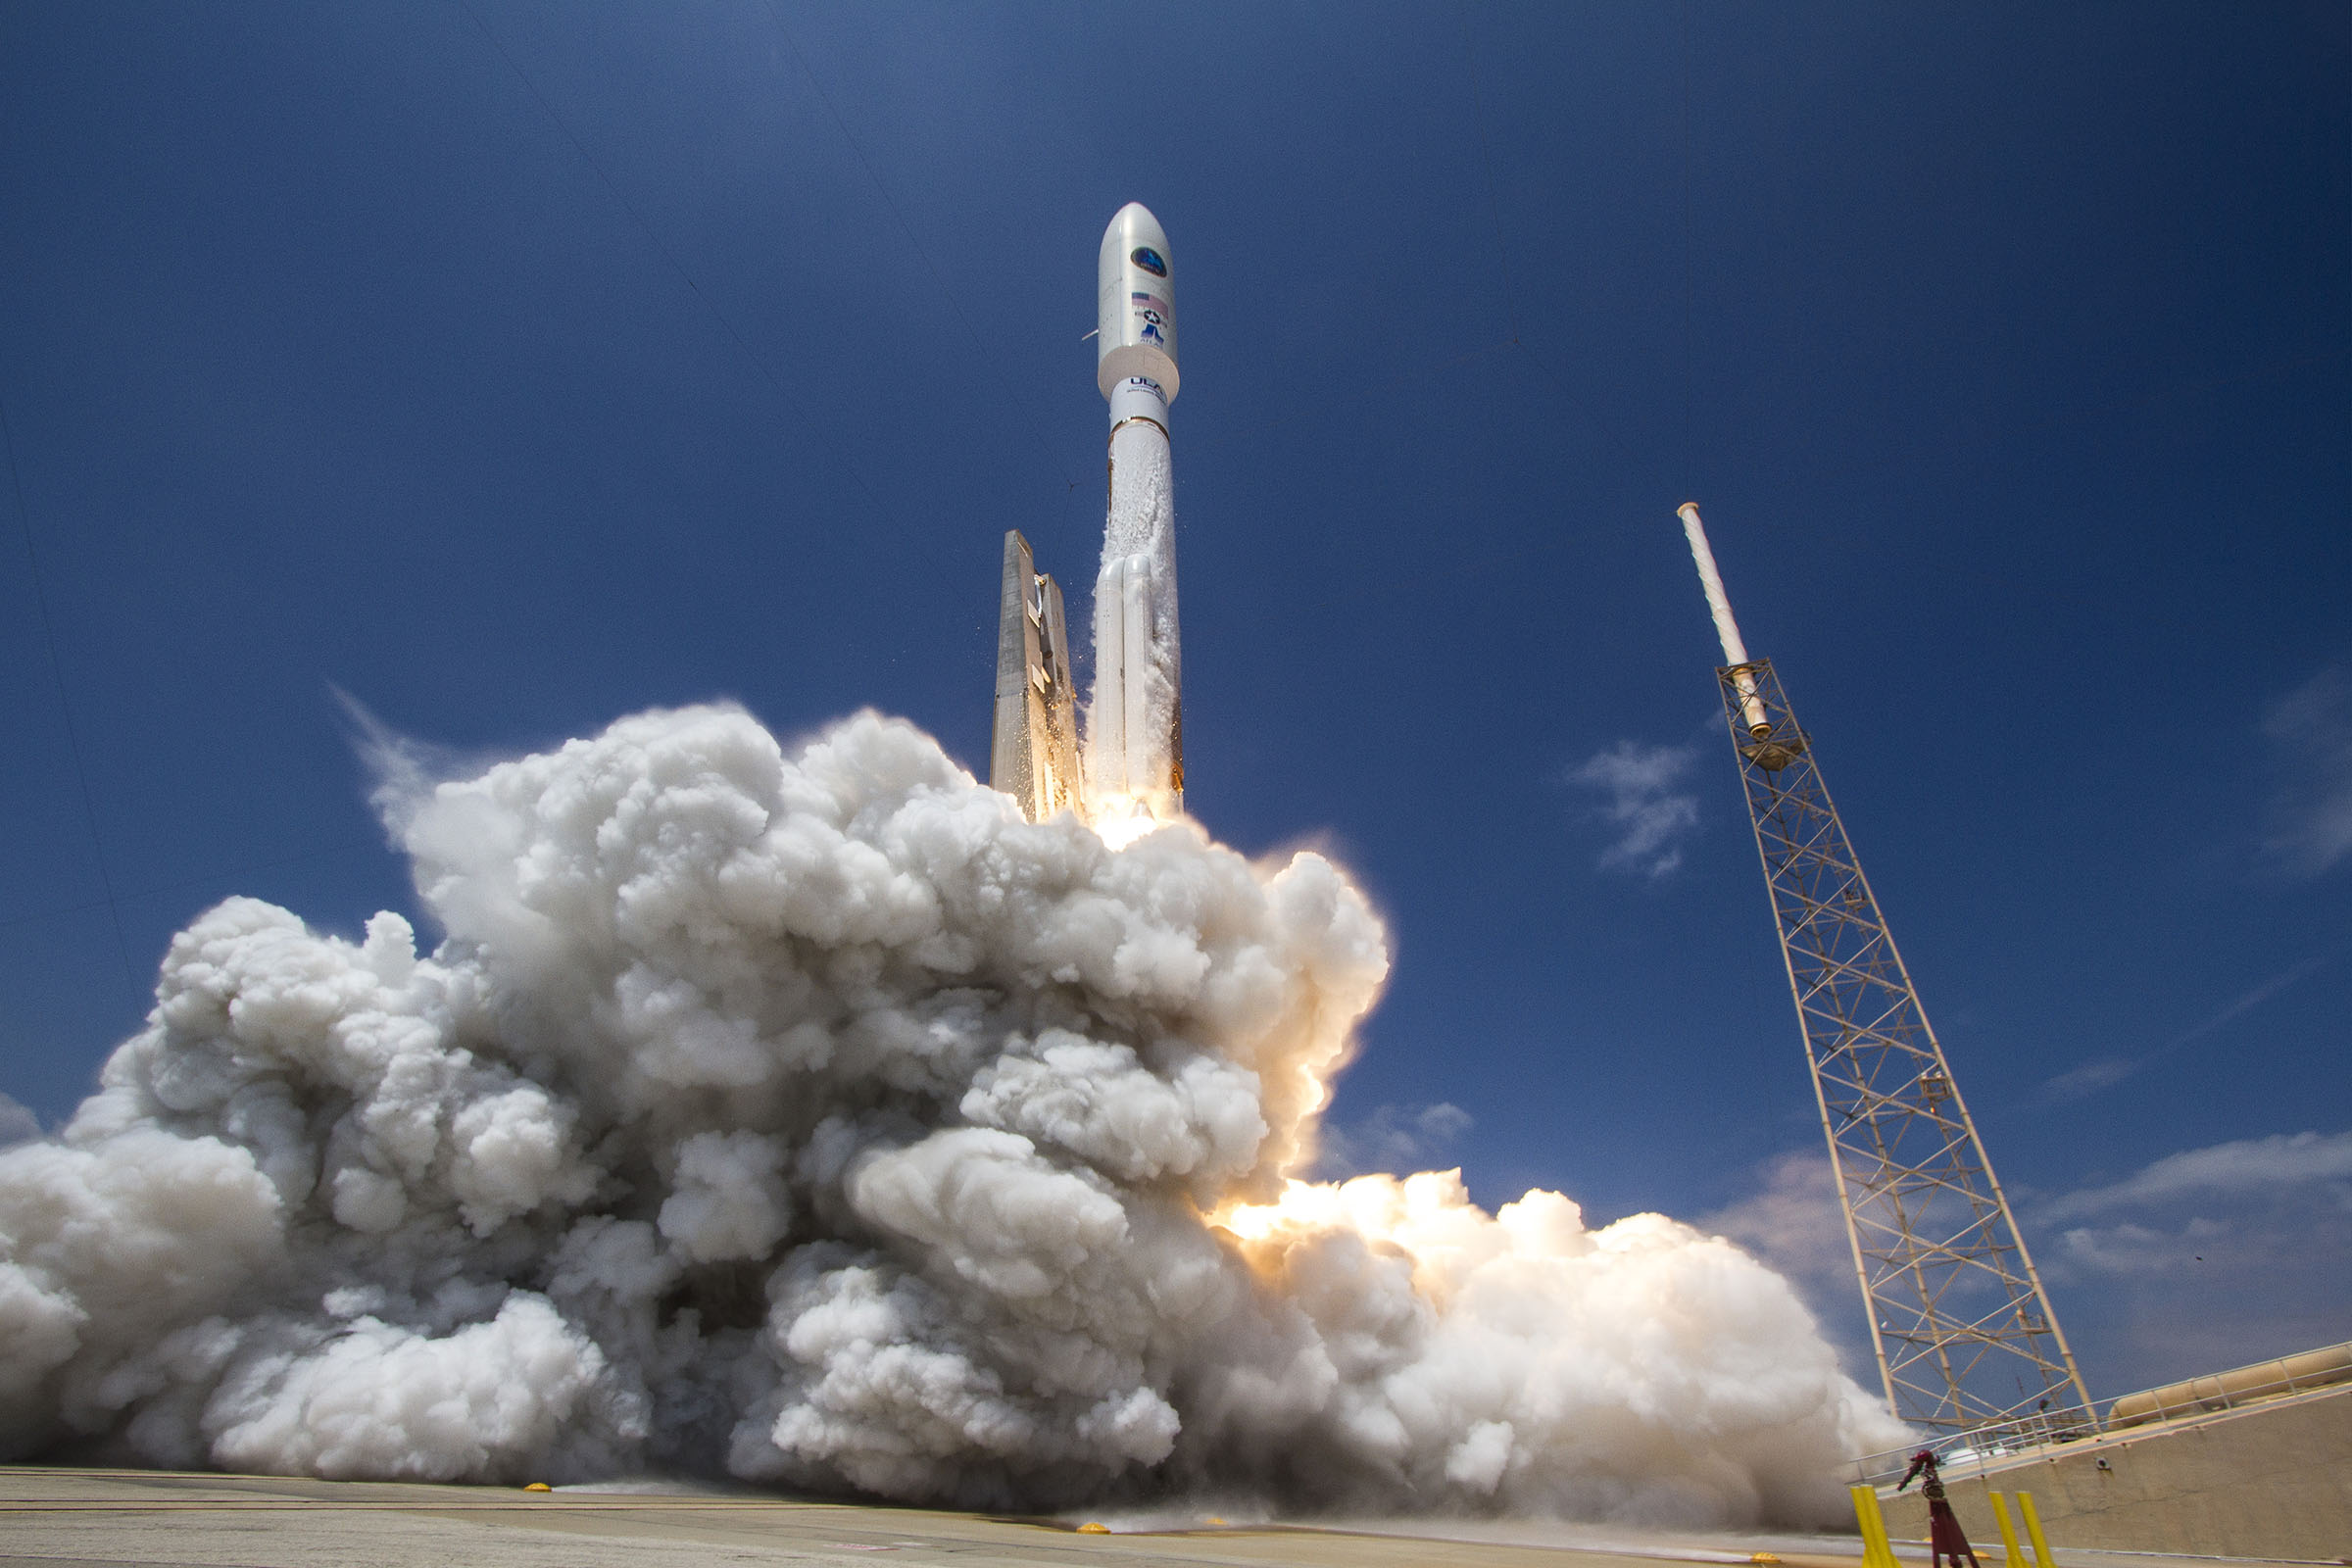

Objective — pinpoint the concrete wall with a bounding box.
[1884,1384,2352,1562]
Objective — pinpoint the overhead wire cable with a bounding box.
[454,0,900,530]
[1220,4,1687,619]
[1681,0,1694,493]
[1217,335,1521,453]
[0,840,383,935]
[1455,3,1653,483]
[1457,2,1522,347]
[763,3,1089,521]
[0,389,141,998]
[2009,933,2351,1115]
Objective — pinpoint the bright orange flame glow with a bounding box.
[1209,1170,1600,1310]
[1091,796,1166,850]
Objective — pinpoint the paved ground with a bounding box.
[0,1468,1860,1568]
[0,1467,2297,1568]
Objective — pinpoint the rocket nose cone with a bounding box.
[1102,203,1171,267]
[1109,200,1160,233]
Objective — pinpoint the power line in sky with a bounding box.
[1454,3,1666,496]
[763,2,1089,523]
[0,389,141,1001]
[453,0,906,535]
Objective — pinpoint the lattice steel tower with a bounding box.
[1677,504,2096,1440]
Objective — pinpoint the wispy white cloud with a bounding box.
[2036,948,2339,1103]
[2261,664,2352,877]
[2037,1129,2352,1224]
[1565,740,1701,877]
[1703,1151,1852,1298]
[1312,1102,1473,1179]
[1709,1132,2352,1396]
[2041,1056,2137,1102]
[2032,1130,2352,1388]
[2163,951,2340,1049]
[0,1092,40,1149]
[2052,1217,2232,1278]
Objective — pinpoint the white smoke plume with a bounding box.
[0,1094,39,1150]
[0,705,1902,1521]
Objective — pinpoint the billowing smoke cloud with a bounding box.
[0,706,1902,1522]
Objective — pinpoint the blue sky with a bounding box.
[2,3,2344,1400]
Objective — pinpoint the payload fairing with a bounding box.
[992,203,1185,828]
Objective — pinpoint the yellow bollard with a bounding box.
[2018,1492,2056,1568]
[1989,1493,2026,1566]
[1850,1483,1898,1568]
[1875,1484,1904,1568]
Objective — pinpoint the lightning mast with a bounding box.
[1678,503,2096,1440]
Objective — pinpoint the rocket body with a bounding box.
[1086,204,1183,817]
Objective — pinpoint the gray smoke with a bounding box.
[0,705,1903,1521]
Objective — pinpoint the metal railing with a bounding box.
[2103,1339,2352,1430]
[1841,1338,2352,1490]
[1844,1403,2097,1491]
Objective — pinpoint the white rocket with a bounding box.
[988,203,1186,829]
[1086,203,1184,819]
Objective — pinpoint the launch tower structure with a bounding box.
[1678,504,2097,1441]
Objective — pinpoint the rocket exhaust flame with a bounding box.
[1089,794,1163,851]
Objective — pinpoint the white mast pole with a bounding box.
[1678,503,1770,736]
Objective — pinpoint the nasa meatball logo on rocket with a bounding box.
[994,204,1185,841]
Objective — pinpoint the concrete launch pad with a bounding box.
[0,1468,2320,1568]
[0,1467,1764,1568]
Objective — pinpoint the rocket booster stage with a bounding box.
[1087,203,1183,819]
